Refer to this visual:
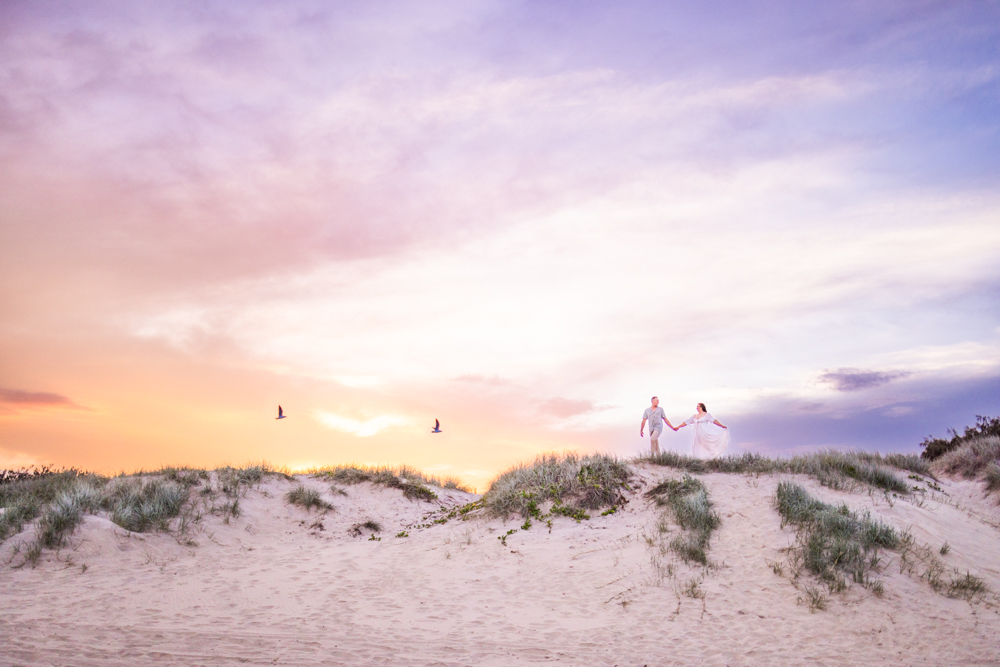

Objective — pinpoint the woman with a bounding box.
[673,403,729,459]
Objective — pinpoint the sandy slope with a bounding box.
[2,464,999,666]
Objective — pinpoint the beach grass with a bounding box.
[481,452,632,519]
[642,450,926,494]
[348,519,382,537]
[285,485,333,511]
[645,475,721,565]
[774,481,900,596]
[0,463,286,565]
[932,436,1000,496]
[105,477,186,533]
[310,464,465,499]
[920,415,1000,461]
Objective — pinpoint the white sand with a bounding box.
[2,464,999,666]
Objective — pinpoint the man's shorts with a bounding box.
[650,429,662,445]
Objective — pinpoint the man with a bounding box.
[640,396,674,456]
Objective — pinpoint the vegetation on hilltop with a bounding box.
[772,481,988,609]
[309,464,470,499]
[481,452,632,519]
[932,436,1000,496]
[641,450,929,494]
[0,463,281,567]
[920,415,1000,461]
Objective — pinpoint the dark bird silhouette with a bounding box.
[276,405,287,420]
[432,418,442,433]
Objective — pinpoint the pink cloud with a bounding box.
[541,397,597,419]
[0,387,83,413]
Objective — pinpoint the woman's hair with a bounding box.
[697,402,707,412]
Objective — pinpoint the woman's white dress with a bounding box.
[686,413,730,459]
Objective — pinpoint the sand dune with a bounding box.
[2,463,999,666]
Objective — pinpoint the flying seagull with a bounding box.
[276,405,287,420]
[432,418,442,433]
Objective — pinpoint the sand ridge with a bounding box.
[2,463,999,666]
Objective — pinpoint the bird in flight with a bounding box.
[276,405,287,420]
[432,418,442,433]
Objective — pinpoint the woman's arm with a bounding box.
[713,419,727,429]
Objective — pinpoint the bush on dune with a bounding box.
[482,452,632,518]
[920,415,1000,461]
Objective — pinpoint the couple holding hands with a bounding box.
[641,396,730,459]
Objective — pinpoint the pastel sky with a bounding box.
[2,1,999,489]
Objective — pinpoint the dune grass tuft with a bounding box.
[774,481,900,597]
[106,478,186,533]
[481,452,632,519]
[348,519,382,537]
[285,485,333,511]
[947,572,988,600]
[643,450,923,494]
[311,464,455,500]
[645,475,721,565]
[984,463,1000,496]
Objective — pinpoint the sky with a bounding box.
[2,1,999,490]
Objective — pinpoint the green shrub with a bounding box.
[482,452,631,518]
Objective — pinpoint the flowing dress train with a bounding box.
[686,413,730,459]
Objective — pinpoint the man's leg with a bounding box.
[650,430,661,456]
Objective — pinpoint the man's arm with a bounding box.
[662,414,675,431]
[640,417,647,436]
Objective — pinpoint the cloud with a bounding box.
[733,372,1000,455]
[818,368,912,392]
[541,398,597,419]
[314,411,410,437]
[0,447,41,469]
[0,387,76,407]
[452,374,512,387]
